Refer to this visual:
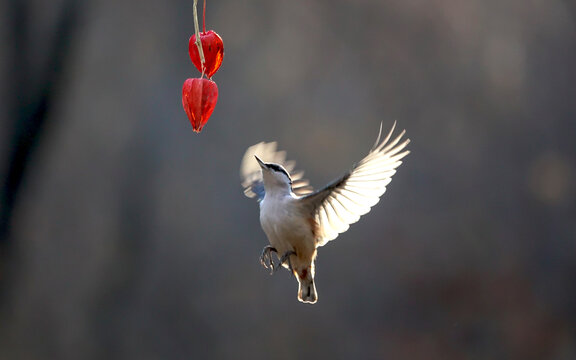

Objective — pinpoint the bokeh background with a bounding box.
[1,0,575,359]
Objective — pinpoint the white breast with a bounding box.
[259,194,314,256]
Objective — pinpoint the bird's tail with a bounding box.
[297,276,317,304]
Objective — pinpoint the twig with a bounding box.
[193,0,205,76]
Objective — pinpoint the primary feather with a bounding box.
[301,122,410,245]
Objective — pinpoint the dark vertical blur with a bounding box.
[1,0,575,359]
[1,0,81,262]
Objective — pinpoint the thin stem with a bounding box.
[203,0,206,33]
[193,0,205,75]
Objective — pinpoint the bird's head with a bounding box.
[255,155,292,192]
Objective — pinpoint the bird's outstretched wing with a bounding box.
[240,141,314,201]
[300,122,410,246]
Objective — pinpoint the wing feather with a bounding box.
[300,122,410,246]
[333,189,370,216]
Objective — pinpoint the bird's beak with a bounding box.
[255,155,266,169]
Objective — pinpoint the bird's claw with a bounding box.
[260,246,277,275]
[278,250,296,273]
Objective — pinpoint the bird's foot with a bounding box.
[260,245,277,274]
[278,250,297,273]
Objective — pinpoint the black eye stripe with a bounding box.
[267,164,291,181]
[267,164,283,172]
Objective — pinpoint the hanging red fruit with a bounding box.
[182,78,218,133]
[189,31,224,78]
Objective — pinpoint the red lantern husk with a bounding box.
[182,78,218,133]
[189,30,224,78]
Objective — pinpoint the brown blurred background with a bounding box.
[1,0,575,359]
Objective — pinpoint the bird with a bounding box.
[240,122,410,304]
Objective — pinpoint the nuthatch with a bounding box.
[240,123,410,304]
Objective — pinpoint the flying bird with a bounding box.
[240,123,410,304]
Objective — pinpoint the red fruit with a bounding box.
[189,30,224,78]
[182,78,218,133]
